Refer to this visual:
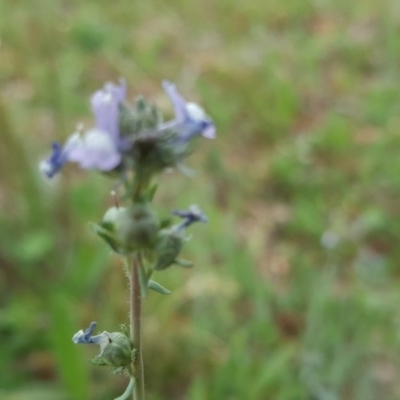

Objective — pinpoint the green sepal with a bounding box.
[153,230,183,270]
[135,96,147,112]
[148,279,171,295]
[119,102,139,137]
[175,259,194,268]
[89,222,123,253]
[89,332,132,368]
[134,96,161,130]
[90,355,108,366]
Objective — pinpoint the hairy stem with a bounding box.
[130,254,145,400]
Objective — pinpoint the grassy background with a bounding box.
[1,0,400,399]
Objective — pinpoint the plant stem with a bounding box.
[130,254,145,400]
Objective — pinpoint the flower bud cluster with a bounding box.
[94,204,207,269]
[41,80,215,181]
[153,205,208,270]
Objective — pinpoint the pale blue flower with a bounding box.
[160,81,216,142]
[72,321,110,351]
[41,80,127,178]
[173,204,208,231]
[73,322,133,368]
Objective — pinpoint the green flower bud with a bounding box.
[102,206,127,225]
[119,102,139,137]
[89,207,127,254]
[93,205,159,253]
[119,96,162,139]
[114,204,159,250]
[130,131,183,176]
[153,229,184,270]
[92,332,133,368]
[134,96,162,131]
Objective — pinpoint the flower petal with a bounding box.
[72,322,111,353]
[201,123,216,139]
[91,80,126,143]
[162,80,189,122]
[72,321,98,344]
[39,142,68,178]
[67,129,121,171]
[173,204,208,231]
[160,82,216,141]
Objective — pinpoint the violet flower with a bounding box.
[72,321,111,350]
[73,322,132,368]
[160,81,216,142]
[40,80,127,178]
[173,204,208,232]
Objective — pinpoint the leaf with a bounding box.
[13,231,54,263]
[90,355,108,366]
[250,345,296,398]
[159,217,173,229]
[148,279,171,295]
[138,261,148,298]
[146,183,158,202]
[175,259,194,268]
[89,222,121,253]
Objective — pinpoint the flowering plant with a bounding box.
[41,79,215,400]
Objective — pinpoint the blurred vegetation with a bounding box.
[1,0,400,399]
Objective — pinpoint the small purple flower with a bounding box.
[173,204,208,231]
[73,322,133,368]
[72,321,111,351]
[160,81,216,142]
[91,81,126,144]
[40,80,127,178]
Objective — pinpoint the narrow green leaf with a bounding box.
[175,259,194,268]
[250,345,296,398]
[147,183,158,202]
[159,217,173,229]
[89,222,121,252]
[148,279,171,295]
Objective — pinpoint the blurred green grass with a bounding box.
[1,0,400,399]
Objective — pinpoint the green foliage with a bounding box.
[147,280,171,295]
[1,0,400,399]
[48,294,90,400]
